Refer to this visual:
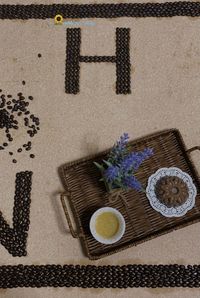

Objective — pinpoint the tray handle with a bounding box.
[186,146,200,177]
[187,146,200,154]
[60,192,83,239]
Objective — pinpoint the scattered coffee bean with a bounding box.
[38,53,42,58]
[12,159,17,163]
[0,88,40,162]
[22,81,26,85]
[30,154,35,158]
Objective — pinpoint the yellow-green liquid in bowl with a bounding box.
[95,212,119,239]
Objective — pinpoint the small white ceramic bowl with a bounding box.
[89,207,126,245]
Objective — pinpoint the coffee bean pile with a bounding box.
[0,264,200,288]
[0,88,40,163]
[0,171,32,257]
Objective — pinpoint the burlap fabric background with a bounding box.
[0,0,200,297]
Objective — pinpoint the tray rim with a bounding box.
[61,128,178,170]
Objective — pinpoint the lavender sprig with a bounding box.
[121,148,154,172]
[108,133,129,165]
[94,133,154,193]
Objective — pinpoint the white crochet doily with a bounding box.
[146,167,197,217]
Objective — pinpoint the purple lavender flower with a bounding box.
[117,133,129,149]
[120,148,153,172]
[122,175,142,191]
[108,133,129,164]
[130,152,144,170]
[104,165,119,182]
[136,148,154,169]
[120,153,138,172]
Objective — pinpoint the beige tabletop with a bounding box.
[0,0,200,297]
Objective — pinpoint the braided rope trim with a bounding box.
[0,2,200,19]
[0,264,200,288]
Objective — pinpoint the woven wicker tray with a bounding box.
[59,129,200,260]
